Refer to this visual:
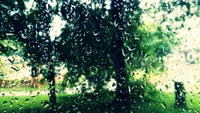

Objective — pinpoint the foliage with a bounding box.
[124,22,180,73]
[0,38,24,56]
[58,0,114,88]
[58,0,179,89]
[0,0,181,91]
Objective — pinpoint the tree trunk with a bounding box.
[0,79,2,87]
[174,81,187,109]
[93,70,104,98]
[48,65,57,113]
[111,0,130,112]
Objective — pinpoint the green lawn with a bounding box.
[0,93,113,113]
[0,91,200,113]
[134,92,200,113]
[1,95,49,113]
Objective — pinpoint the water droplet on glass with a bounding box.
[15,98,19,102]
[114,20,118,27]
[93,31,100,36]
[190,99,193,105]
[165,85,168,90]
[42,101,49,108]
[86,47,92,54]
[96,37,100,42]
[25,98,29,103]
[161,102,166,109]
[3,101,7,106]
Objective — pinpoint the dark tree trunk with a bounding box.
[93,70,104,98]
[0,79,2,87]
[111,0,130,112]
[174,81,187,109]
[48,65,57,113]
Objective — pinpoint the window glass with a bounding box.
[0,0,199,112]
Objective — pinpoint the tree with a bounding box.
[0,0,58,112]
[59,0,113,95]
[59,0,137,112]
[23,1,57,112]
[59,0,179,107]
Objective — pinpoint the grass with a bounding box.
[0,93,113,113]
[0,85,49,92]
[133,92,200,113]
[0,95,49,113]
[0,90,200,113]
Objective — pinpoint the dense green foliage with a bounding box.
[58,1,113,86]
[125,23,180,73]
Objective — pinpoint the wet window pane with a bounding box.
[0,0,200,112]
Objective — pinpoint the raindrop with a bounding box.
[37,92,40,95]
[9,100,13,107]
[31,96,36,100]
[114,20,118,27]
[101,14,105,19]
[135,37,139,40]
[39,31,43,36]
[3,101,7,106]
[72,104,76,107]
[86,47,92,54]
[165,85,168,90]
[127,46,135,51]
[190,99,193,105]
[11,66,20,71]
[44,104,49,108]
[122,49,127,57]
[93,31,100,36]
[112,83,116,87]
[18,104,23,110]
[25,98,30,103]
[161,102,166,109]
[96,37,100,42]
[157,67,162,71]
[42,101,49,108]
[15,98,19,102]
